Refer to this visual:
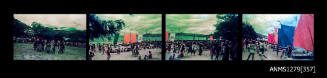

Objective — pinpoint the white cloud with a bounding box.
[167,14,217,35]
[95,14,162,34]
[14,14,86,30]
[243,14,300,35]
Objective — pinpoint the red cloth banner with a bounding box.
[274,28,279,44]
[124,34,130,44]
[131,34,136,43]
[268,33,274,43]
[124,33,137,44]
[293,14,314,52]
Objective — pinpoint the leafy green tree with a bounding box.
[31,22,46,37]
[89,14,126,41]
[13,18,31,37]
[114,19,125,32]
[242,22,257,40]
[214,14,240,60]
[214,14,239,40]
[14,18,87,44]
[66,30,86,43]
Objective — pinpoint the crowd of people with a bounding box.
[166,39,235,61]
[243,38,294,61]
[88,41,161,60]
[14,36,86,54]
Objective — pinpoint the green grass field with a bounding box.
[14,43,86,60]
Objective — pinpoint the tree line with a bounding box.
[13,18,86,43]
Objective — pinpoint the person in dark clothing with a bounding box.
[102,43,106,55]
[168,44,171,52]
[59,40,65,54]
[188,43,193,55]
[199,46,203,56]
[41,39,45,52]
[144,55,147,60]
[180,44,185,58]
[287,45,293,58]
[259,43,267,59]
[181,45,185,54]
[88,51,94,60]
[215,40,221,60]
[106,46,111,60]
[52,40,57,53]
[45,40,51,53]
[33,38,38,51]
[173,44,176,53]
[276,45,279,56]
[148,51,152,59]
[211,44,215,60]
[223,41,231,61]
[98,43,101,53]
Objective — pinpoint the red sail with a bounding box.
[274,28,278,44]
[293,14,314,52]
[131,34,137,43]
[209,36,213,40]
[124,34,130,44]
[268,33,274,43]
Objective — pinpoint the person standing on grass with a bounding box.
[148,51,152,59]
[276,45,279,56]
[199,45,203,56]
[181,44,185,55]
[280,48,286,59]
[34,38,38,51]
[93,44,96,52]
[173,44,177,53]
[247,40,251,53]
[192,43,196,56]
[40,39,45,52]
[58,40,61,53]
[117,45,121,55]
[215,40,221,60]
[210,44,215,60]
[168,43,171,53]
[136,46,139,56]
[223,40,231,61]
[88,51,95,60]
[106,46,111,60]
[59,40,65,54]
[259,42,267,60]
[188,43,192,55]
[46,40,51,53]
[247,43,255,61]
[179,49,184,58]
[37,38,42,52]
[144,55,147,60]
[255,40,259,54]
[52,40,57,53]
[102,43,106,55]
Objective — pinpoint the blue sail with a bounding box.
[278,24,295,47]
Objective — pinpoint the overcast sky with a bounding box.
[166,14,217,35]
[243,14,300,36]
[95,14,162,35]
[14,14,86,30]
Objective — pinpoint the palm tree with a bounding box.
[115,19,126,33]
